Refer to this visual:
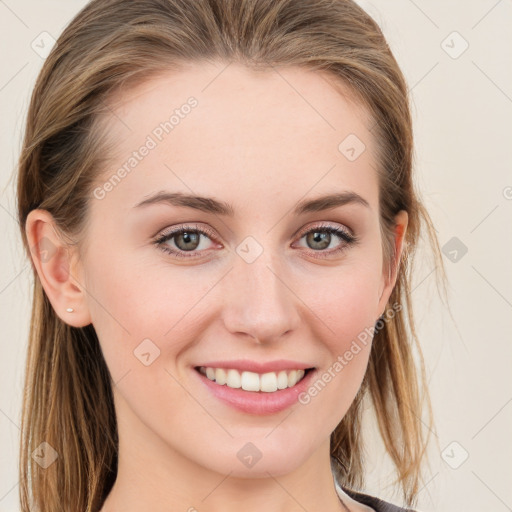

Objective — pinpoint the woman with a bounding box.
[17,0,445,511]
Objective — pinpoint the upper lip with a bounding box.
[194,359,316,374]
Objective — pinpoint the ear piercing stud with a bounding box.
[66,308,74,313]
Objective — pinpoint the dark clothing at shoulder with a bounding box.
[342,486,417,512]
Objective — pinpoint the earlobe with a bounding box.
[25,209,92,327]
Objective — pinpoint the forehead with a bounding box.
[94,62,379,215]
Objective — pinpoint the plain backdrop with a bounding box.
[1,1,511,511]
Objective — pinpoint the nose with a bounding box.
[220,250,301,344]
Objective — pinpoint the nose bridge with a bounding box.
[221,245,300,342]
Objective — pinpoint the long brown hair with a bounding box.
[16,0,447,510]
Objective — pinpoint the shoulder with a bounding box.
[340,485,421,512]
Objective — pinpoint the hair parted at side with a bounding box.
[16,1,447,511]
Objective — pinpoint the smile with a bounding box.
[196,366,312,393]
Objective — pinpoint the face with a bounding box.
[72,62,403,477]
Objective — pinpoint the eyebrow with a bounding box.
[133,190,370,215]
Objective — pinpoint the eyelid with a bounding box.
[293,221,354,240]
[154,222,217,241]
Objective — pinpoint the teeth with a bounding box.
[198,367,307,392]
[226,369,241,389]
[260,372,277,392]
[276,371,288,390]
[215,368,227,385]
[241,371,260,391]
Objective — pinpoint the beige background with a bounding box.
[1,1,511,510]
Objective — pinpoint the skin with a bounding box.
[26,62,407,512]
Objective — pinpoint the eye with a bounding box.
[293,222,359,258]
[153,222,359,260]
[153,224,219,259]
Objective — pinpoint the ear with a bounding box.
[376,209,408,317]
[25,209,92,327]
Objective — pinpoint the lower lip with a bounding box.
[193,367,317,415]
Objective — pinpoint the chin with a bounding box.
[196,439,312,479]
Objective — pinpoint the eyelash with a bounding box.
[153,222,359,260]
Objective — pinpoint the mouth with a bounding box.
[194,366,315,393]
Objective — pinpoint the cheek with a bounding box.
[81,245,217,377]
[297,258,382,405]
[307,257,383,345]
